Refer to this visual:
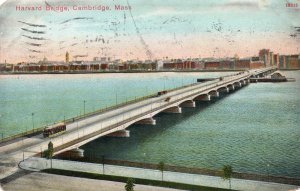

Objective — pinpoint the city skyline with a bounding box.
[0,0,300,63]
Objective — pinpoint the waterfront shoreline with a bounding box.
[56,157,300,186]
[42,169,230,191]
[17,157,300,191]
[0,69,243,75]
[0,69,299,75]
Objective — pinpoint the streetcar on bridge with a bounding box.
[43,123,66,138]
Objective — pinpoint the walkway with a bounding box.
[19,157,299,191]
[1,172,181,191]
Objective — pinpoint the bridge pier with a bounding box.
[228,84,235,91]
[135,117,156,125]
[106,130,130,137]
[241,80,247,86]
[163,106,182,114]
[194,94,211,101]
[180,100,196,108]
[234,82,242,88]
[250,79,258,83]
[209,91,219,98]
[57,148,84,159]
[244,79,249,85]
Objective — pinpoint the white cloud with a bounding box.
[223,0,271,10]
[258,0,271,9]
[135,7,179,19]
[0,0,7,7]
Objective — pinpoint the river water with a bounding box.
[0,71,299,178]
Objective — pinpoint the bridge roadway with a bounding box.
[0,67,276,174]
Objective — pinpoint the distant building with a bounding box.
[65,52,70,63]
[236,59,251,69]
[274,53,279,68]
[93,57,111,63]
[156,60,164,70]
[204,61,221,69]
[259,49,270,66]
[218,60,233,69]
[250,61,265,69]
[279,55,286,69]
[163,59,201,70]
[285,55,290,69]
[270,52,274,66]
[234,58,264,69]
[289,55,300,69]
[251,57,260,62]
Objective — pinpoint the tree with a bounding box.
[125,178,135,191]
[48,141,54,158]
[44,141,54,159]
[158,161,165,181]
[43,141,54,168]
[222,165,233,190]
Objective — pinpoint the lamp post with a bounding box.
[267,164,270,181]
[31,113,35,132]
[77,121,79,139]
[101,155,105,174]
[143,153,147,164]
[115,92,118,105]
[0,114,3,140]
[163,76,166,90]
[83,100,86,118]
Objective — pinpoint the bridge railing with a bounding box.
[0,127,46,144]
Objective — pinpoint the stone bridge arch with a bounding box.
[179,99,196,108]
[194,94,210,101]
[217,86,229,93]
[208,90,219,98]
[233,81,242,88]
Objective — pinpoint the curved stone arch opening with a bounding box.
[227,84,235,91]
[239,79,247,86]
[160,106,182,114]
[121,115,157,130]
[208,90,219,98]
[233,81,242,88]
[133,117,156,126]
[217,86,229,93]
[178,99,196,108]
[193,94,210,101]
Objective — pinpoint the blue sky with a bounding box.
[0,0,299,63]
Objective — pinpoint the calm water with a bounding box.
[1,71,299,178]
[82,71,300,178]
[0,72,227,137]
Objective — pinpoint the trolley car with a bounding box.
[157,90,168,96]
[43,123,66,138]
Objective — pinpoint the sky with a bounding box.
[0,0,299,63]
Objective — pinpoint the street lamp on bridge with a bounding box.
[31,112,35,131]
[115,92,118,105]
[83,100,86,117]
